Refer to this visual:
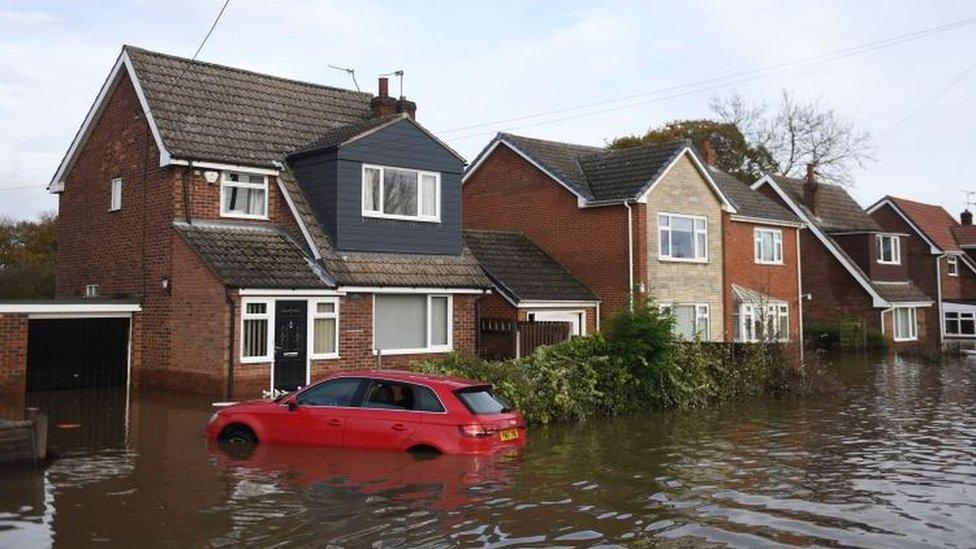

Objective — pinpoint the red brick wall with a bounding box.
[721,217,800,343]
[463,145,628,321]
[0,315,28,418]
[182,171,297,230]
[57,72,178,375]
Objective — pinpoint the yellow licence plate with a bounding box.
[499,428,519,442]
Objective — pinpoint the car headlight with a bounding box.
[208,411,221,424]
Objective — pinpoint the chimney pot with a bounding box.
[962,209,973,226]
[803,163,818,213]
[699,139,717,167]
[370,77,397,118]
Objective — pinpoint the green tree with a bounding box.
[607,119,775,182]
[0,212,57,299]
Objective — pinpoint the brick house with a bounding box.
[49,46,492,398]
[462,133,742,341]
[867,196,976,346]
[753,170,933,348]
[701,148,804,348]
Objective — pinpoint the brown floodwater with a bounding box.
[1,353,975,548]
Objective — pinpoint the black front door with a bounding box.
[274,300,307,392]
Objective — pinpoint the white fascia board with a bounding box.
[515,300,600,308]
[274,176,321,260]
[866,198,942,254]
[50,49,171,193]
[340,286,489,295]
[728,214,805,228]
[636,149,738,214]
[172,160,279,176]
[238,289,344,296]
[0,303,142,314]
[753,175,891,308]
[942,301,976,313]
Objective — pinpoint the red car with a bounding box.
[205,370,526,455]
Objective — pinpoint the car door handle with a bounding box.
[328,419,342,427]
[391,423,407,431]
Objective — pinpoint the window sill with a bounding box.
[221,212,269,221]
[658,256,708,264]
[754,260,784,266]
[877,260,901,265]
[362,211,440,224]
[310,353,340,360]
[893,337,918,342]
[373,346,452,356]
[240,356,272,364]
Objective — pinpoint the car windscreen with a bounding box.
[455,386,511,415]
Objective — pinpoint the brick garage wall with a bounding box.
[0,314,28,419]
[463,145,630,322]
[56,71,177,376]
[722,217,801,344]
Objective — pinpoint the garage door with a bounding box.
[26,318,130,391]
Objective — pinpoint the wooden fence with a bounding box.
[478,318,572,360]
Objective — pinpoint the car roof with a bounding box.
[328,369,487,390]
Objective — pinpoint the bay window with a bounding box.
[241,300,272,362]
[374,294,452,354]
[659,213,707,261]
[754,228,783,264]
[221,171,268,219]
[311,299,339,358]
[661,304,709,340]
[893,307,917,341]
[737,303,789,342]
[876,234,900,264]
[362,164,440,222]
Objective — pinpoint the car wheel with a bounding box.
[220,425,257,446]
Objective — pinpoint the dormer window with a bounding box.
[362,164,440,222]
[220,171,268,219]
[876,234,900,265]
[948,255,959,276]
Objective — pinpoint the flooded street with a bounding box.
[2,354,975,548]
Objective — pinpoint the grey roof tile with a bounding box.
[125,45,372,167]
[709,168,799,223]
[291,114,402,156]
[174,221,330,289]
[772,175,881,232]
[463,230,597,303]
[872,282,931,303]
[321,248,491,288]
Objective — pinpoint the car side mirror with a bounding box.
[287,400,299,412]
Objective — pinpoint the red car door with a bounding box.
[344,380,422,451]
[278,377,366,446]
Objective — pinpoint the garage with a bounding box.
[0,300,141,396]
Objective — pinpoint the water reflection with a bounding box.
[0,354,975,547]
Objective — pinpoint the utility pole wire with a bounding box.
[879,54,976,144]
[438,15,976,137]
[162,0,231,95]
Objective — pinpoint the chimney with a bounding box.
[962,209,973,226]
[396,97,417,120]
[803,163,818,213]
[370,76,397,118]
[699,138,717,167]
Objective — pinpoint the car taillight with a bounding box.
[458,423,492,437]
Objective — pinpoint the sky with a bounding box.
[1,0,975,221]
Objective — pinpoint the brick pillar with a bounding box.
[0,314,29,420]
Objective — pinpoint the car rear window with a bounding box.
[455,386,511,415]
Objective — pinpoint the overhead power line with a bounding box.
[0,184,46,192]
[439,15,976,140]
[163,0,231,94]
[879,54,976,144]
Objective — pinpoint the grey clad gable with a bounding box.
[289,116,466,255]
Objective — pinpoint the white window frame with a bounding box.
[876,234,901,265]
[220,170,269,220]
[308,297,340,360]
[945,310,976,336]
[754,227,783,265]
[947,255,959,277]
[737,302,789,342]
[109,177,123,212]
[658,213,708,263]
[660,303,709,340]
[240,298,274,363]
[361,164,441,223]
[372,294,453,355]
[893,307,918,342]
[84,284,100,298]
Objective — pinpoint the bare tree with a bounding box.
[711,91,873,186]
